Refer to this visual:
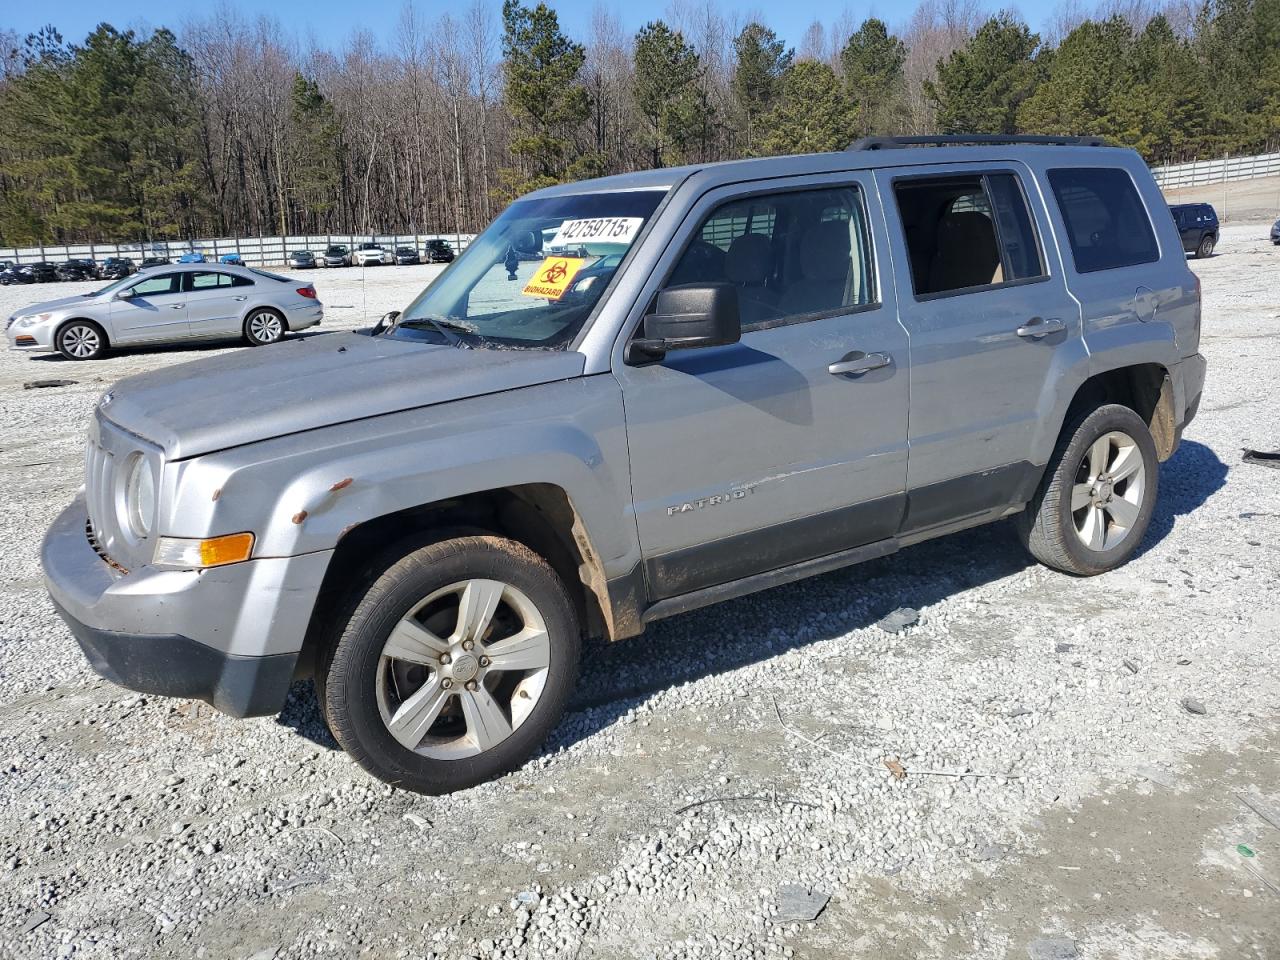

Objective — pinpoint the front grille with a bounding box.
[84,433,114,548]
[85,519,128,574]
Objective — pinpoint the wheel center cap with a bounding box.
[451,653,479,683]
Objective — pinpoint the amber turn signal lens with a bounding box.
[199,532,255,567]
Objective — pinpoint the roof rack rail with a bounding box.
[848,134,1111,151]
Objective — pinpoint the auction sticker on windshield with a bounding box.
[522,257,587,300]
[549,217,643,248]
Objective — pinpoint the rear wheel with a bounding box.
[318,535,580,794]
[1017,404,1158,576]
[243,309,286,346]
[56,320,108,360]
[1195,234,1215,258]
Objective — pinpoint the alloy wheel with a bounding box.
[375,578,551,759]
[248,311,283,343]
[61,325,100,358]
[1071,430,1147,551]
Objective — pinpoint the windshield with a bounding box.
[388,189,666,350]
[95,274,141,296]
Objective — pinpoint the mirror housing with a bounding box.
[369,310,399,336]
[627,283,741,363]
[114,288,135,300]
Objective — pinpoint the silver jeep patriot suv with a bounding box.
[43,136,1206,794]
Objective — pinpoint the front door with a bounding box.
[877,163,1080,533]
[184,270,252,337]
[107,271,189,343]
[613,175,910,601]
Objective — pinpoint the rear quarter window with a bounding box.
[1047,168,1159,273]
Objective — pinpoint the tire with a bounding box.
[55,320,108,360]
[1195,234,1215,258]
[243,308,287,346]
[1016,403,1159,576]
[318,535,580,794]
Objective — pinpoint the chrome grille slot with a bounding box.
[82,411,163,571]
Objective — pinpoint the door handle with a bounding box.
[170,303,185,309]
[233,295,248,301]
[828,351,891,376]
[1015,317,1064,339]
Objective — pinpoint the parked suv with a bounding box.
[352,242,390,266]
[1168,202,1218,258]
[43,136,1206,795]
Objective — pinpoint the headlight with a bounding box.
[124,454,157,538]
[15,313,51,328]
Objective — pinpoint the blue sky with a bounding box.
[4,0,1055,51]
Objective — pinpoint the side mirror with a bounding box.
[370,310,399,335]
[115,288,135,300]
[627,283,741,364]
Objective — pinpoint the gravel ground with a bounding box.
[1,232,1278,960]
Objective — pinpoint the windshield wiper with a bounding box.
[395,315,484,348]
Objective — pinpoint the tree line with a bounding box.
[0,0,1277,246]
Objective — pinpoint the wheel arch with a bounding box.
[54,316,110,348]
[1060,362,1178,461]
[293,483,614,679]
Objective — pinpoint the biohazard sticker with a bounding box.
[522,257,587,300]
[549,217,643,249]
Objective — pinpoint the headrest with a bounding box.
[724,233,772,285]
[800,220,852,281]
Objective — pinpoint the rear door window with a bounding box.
[893,172,1046,297]
[1047,168,1159,273]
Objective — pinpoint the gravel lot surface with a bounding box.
[1,232,1278,960]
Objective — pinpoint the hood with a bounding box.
[99,332,586,460]
[15,292,104,315]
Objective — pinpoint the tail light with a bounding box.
[297,287,317,299]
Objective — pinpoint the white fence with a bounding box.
[1151,151,1280,190]
[0,232,476,268]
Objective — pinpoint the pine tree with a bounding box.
[927,14,1041,134]
[840,18,906,138]
[500,0,589,196]
[633,21,708,167]
[1018,17,1131,139]
[757,60,854,156]
[731,23,792,153]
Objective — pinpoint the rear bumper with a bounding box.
[1176,352,1206,428]
[42,497,332,717]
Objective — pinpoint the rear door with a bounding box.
[184,270,252,337]
[613,173,911,601]
[107,272,188,342]
[876,162,1081,534]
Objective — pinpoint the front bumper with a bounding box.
[7,320,55,352]
[42,497,332,717]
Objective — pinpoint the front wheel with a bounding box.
[1017,404,1159,576]
[56,320,108,360]
[243,309,286,346]
[319,536,580,794]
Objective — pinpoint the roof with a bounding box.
[527,143,1141,201]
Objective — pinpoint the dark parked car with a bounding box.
[97,257,135,279]
[26,262,59,282]
[140,256,171,268]
[425,238,455,263]
[394,246,420,265]
[324,245,350,267]
[0,262,35,285]
[287,250,317,269]
[1169,203,1219,258]
[1270,217,1279,245]
[55,259,97,281]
